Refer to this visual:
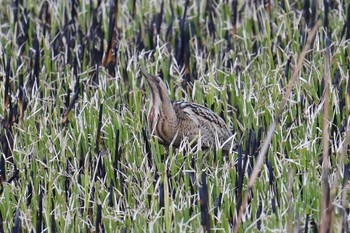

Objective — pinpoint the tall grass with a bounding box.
[0,0,349,232]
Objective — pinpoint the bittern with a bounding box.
[140,68,236,153]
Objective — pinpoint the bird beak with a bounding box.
[140,67,158,85]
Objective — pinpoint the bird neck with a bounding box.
[149,95,179,143]
[160,99,177,122]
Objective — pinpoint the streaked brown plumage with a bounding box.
[140,68,236,152]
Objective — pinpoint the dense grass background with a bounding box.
[0,0,349,232]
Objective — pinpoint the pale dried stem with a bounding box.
[320,28,332,233]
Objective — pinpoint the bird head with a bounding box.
[139,67,170,106]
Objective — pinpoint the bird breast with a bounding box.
[148,105,179,145]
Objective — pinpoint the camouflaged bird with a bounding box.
[140,68,237,152]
